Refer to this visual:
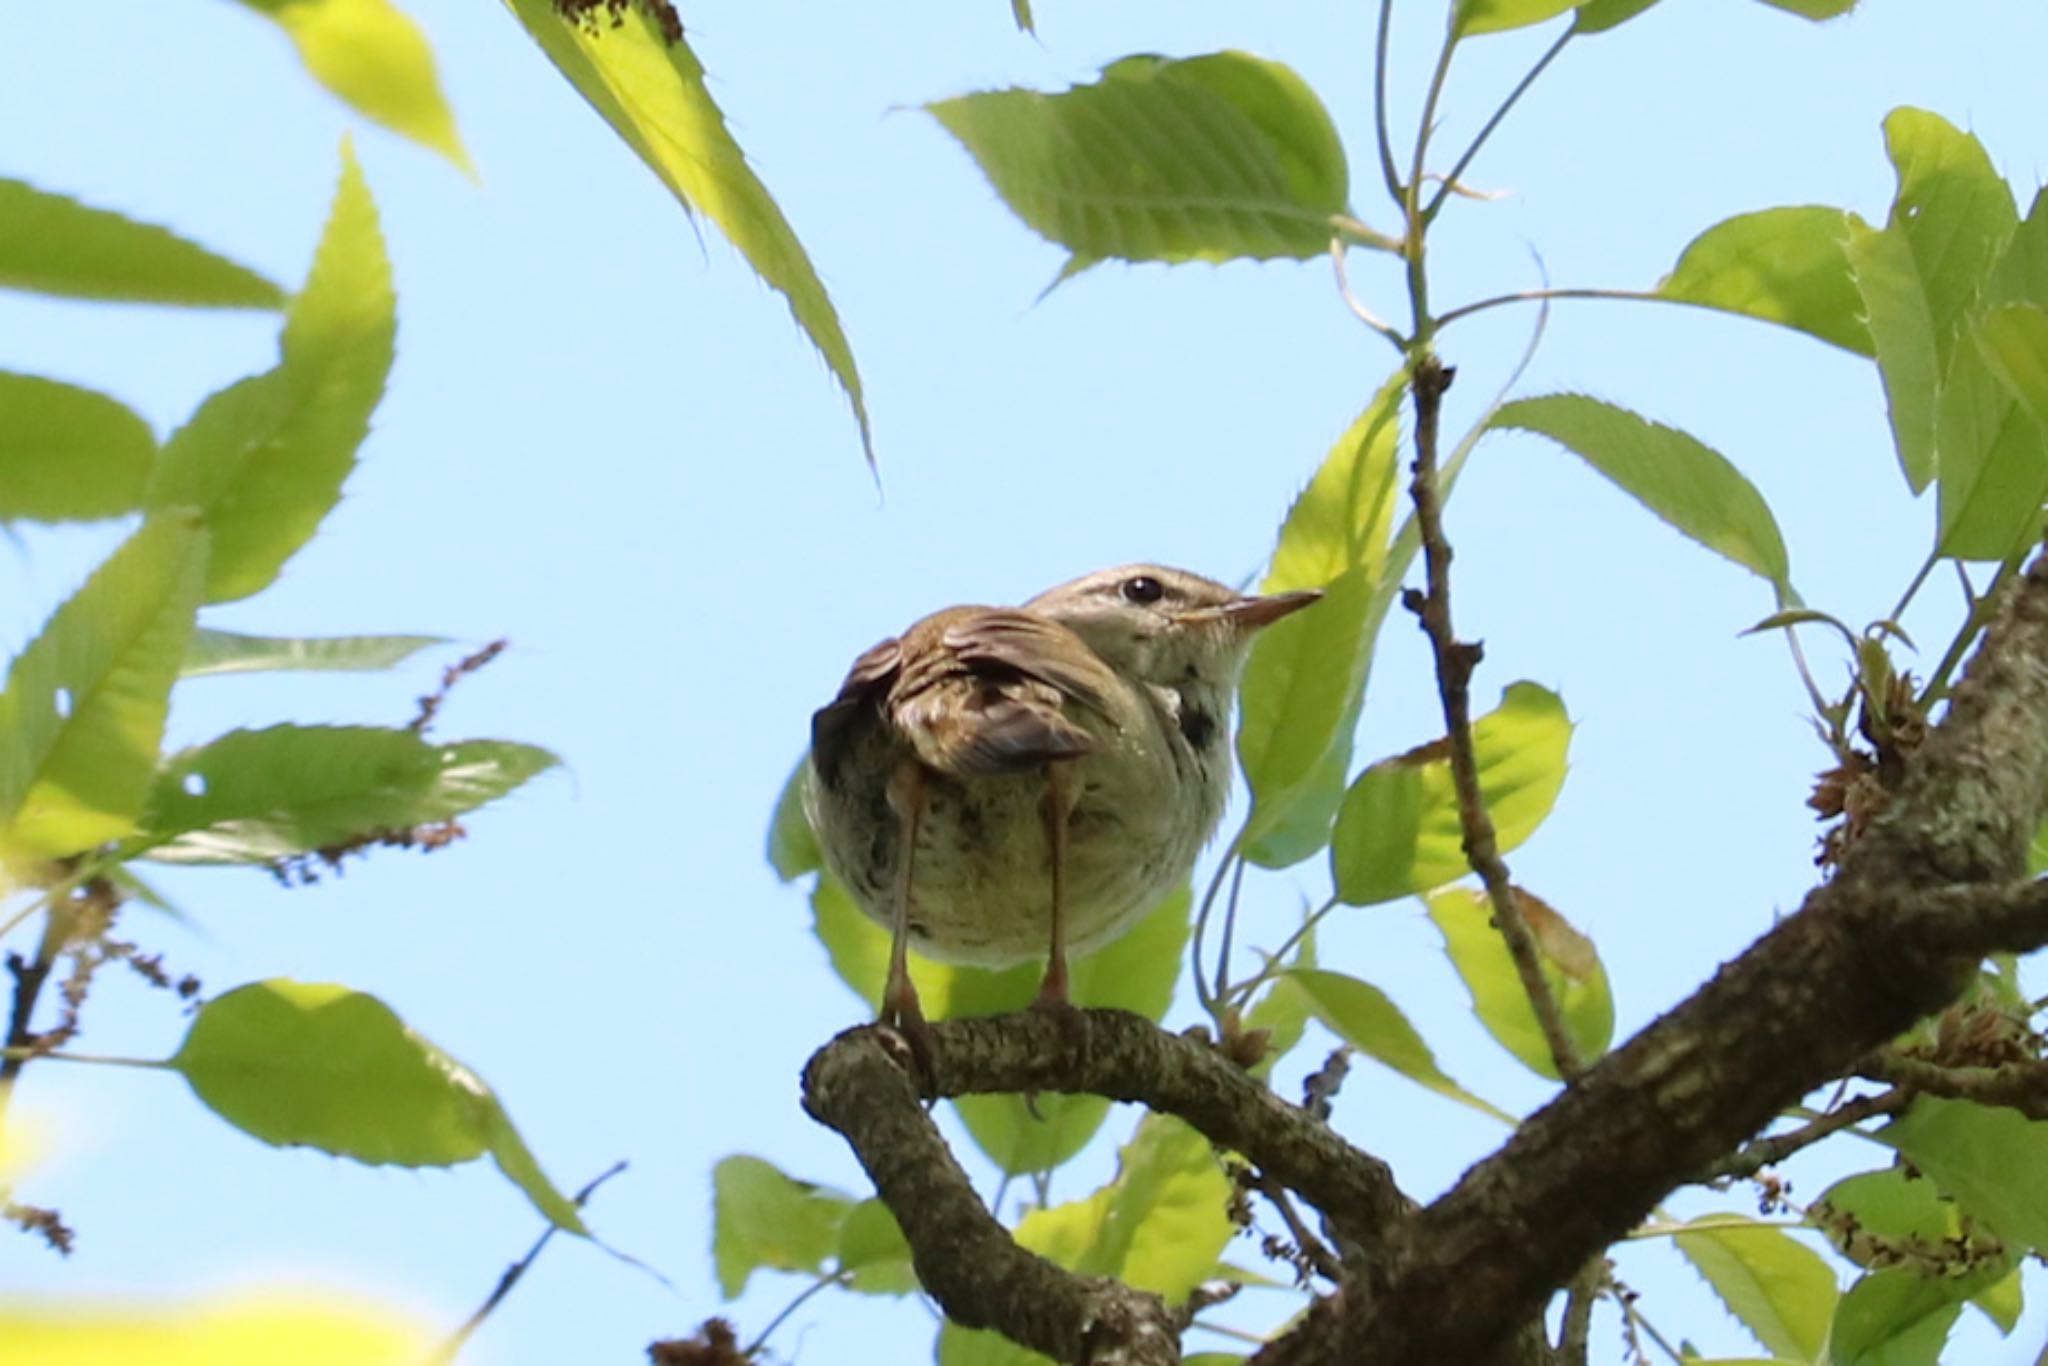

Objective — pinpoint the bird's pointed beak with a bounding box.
[1183,587,1324,633]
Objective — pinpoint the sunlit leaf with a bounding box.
[929,51,1350,270]
[1883,109,2018,366]
[0,179,283,309]
[1239,375,1404,867]
[712,1154,853,1297]
[1985,189,2048,311]
[1846,221,1942,491]
[139,724,558,864]
[1287,968,1513,1122]
[236,0,470,170]
[0,516,208,862]
[500,0,870,463]
[172,979,585,1231]
[1832,1275,1967,1366]
[1492,394,1792,588]
[180,629,445,678]
[1330,682,1571,905]
[0,1292,433,1366]
[1573,0,1662,33]
[0,373,155,522]
[1453,0,1580,37]
[1933,316,2048,562]
[1425,886,1612,1080]
[1754,0,1856,16]
[836,1198,917,1296]
[1658,206,1873,355]
[1880,1098,2048,1252]
[1670,1216,1836,1361]
[1078,1115,1235,1303]
[146,144,393,603]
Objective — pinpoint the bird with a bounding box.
[804,564,1321,1054]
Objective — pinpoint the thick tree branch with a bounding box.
[1269,544,2048,1366]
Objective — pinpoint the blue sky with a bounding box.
[3,1,2047,1362]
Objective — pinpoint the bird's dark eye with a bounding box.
[1120,575,1165,605]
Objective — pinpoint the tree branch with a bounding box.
[1858,1052,2048,1120]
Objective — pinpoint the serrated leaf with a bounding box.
[1847,221,1942,491]
[1492,394,1792,588]
[236,0,470,170]
[1078,1114,1235,1303]
[146,145,394,603]
[0,372,155,522]
[1670,1216,1836,1360]
[766,755,821,882]
[500,0,870,464]
[928,51,1349,270]
[172,979,585,1231]
[0,179,284,308]
[139,725,558,864]
[1934,315,2048,562]
[1239,375,1404,867]
[1883,109,2018,366]
[836,1198,916,1295]
[1331,682,1572,905]
[1425,886,1612,1080]
[0,516,208,861]
[1880,1098,2048,1252]
[1455,0,1582,38]
[1832,1274,1971,1366]
[1287,968,1513,1122]
[711,1155,852,1298]
[180,629,446,678]
[1658,206,1873,355]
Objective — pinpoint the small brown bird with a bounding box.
[805,564,1321,1045]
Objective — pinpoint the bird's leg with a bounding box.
[882,760,936,1083]
[1034,759,1073,1008]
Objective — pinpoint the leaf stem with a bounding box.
[1922,559,2016,705]
[0,1047,168,1069]
[1434,285,1661,331]
[1373,0,1403,204]
[1423,25,1574,226]
[1223,894,1339,1011]
[1191,849,1244,1024]
[744,1268,855,1359]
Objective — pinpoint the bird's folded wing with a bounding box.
[809,635,902,784]
[901,609,1113,778]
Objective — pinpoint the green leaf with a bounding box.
[1455,0,1582,38]
[1492,394,1792,588]
[1009,0,1033,32]
[0,373,156,522]
[1846,222,1942,491]
[499,1,870,465]
[711,1155,853,1297]
[1880,1098,2048,1251]
[928,51,1350,269]
[1670,1217,1836,1360]
[1572,0,1663,34]
[0,516,208,861]
[1985,189,2048,311]
[139,725,559,864]
[1933,316,2048,562]
[1241,929,1317,1079]
[1972,1266,2023,1334]
[1424,886,1612,1080]
[1754,0,1856,16]
[1078,1114,1235,1303]
[1657,206,1873,355]
[1331,682,1572,905]
[180,629,446,678]
[1883,109,2018,365]
[1975,303,2048,426]
[836,1198,916,1295]
[954,888,1191,1175]
[1287,968,1513,1122]
[1832,1275,1967,1366]
[172,979,585,1231]
[1239,373,1405,867]
[236,0,471,171]
[766,756,821,882]
[146,144,394,603]
[0,179,284,309]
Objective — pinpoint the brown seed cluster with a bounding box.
[554,0,684,45]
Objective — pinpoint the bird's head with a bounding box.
[1025,564,1322,693]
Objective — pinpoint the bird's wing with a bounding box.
[894,608,1112,778]
[809,635,902,787]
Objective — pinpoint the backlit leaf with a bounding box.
[0,372,155,522]
[500,0,870,463]
[1883,109,2017,367]
[0,1292,433,1366]
[180,629,445,678]
[1288,968,1513,1122]
[172,979,585,1231]
[1658,206,1873,355]
[146,145,394,602]
[1933,316,2048,562]
[1880,1098,2048,1252]
[1425,886,1612,1080]
[1846,221,1941,491]
[712,1155,852,1297]
[929,51,1349,269]
[836,1198,916,1296]
[766,756,821,882]
[1670,1216,1836,1361]
[1454,0,1581,37]
[0,179,283,308]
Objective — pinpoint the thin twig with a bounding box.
[1858,1051,2048,1120]
[1222,894,1339,1011]
[1403,352,1584,1079]
[430,1160,629,1365]
[1699,1087,1910,1181]
[1423,25,1574,225]
[1922,560,2015,705]
[1330,239,1405,346]
[1254,1170,1345,1283]
[745,1269,855,1358]
[1212,853,1250,1006]
[1191,849,1243,1022]
[1556,1258,1602,1366]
